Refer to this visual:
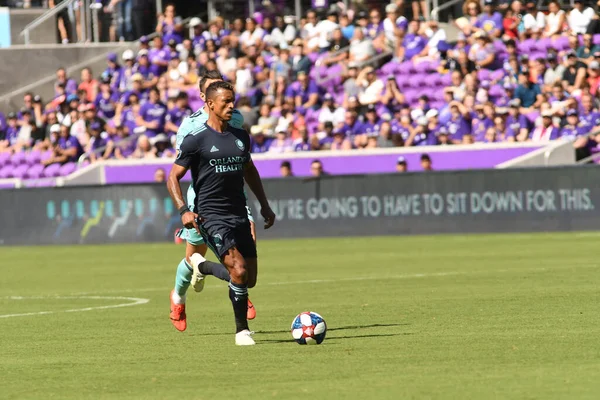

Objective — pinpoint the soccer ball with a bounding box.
[291,311,327,345]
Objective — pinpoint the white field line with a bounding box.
[0,296,149,319]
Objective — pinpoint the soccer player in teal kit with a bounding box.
[167,81,275,345]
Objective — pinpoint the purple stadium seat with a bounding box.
[59,162,77,176]
[518,39,535,53]
[25,150,42,166]
[42,163,62,178]
[26,164,45,179]
[0,166,12,178]
[307,53,319,63]
[490,69,506,81]
[414,61,431,73]
[440,74,452,86]
[489,85,505,98]
[10,151,26,166]
[493,41,506,52]
[398,61,412,75]
[40,150,53,163]
[12,164,29,179]
[594,34,600,45]
[526,111,539,123]
[478,69,491,81]
[380,62,397,76]
[0,152,10,167]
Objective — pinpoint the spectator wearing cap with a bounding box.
[361,104,382,136]
[150,133,174,158]
[396,156,407,173]
[42,123,82,166]
[0,113,19,151]
[383,3,407,48]
[436,126,451,145]
[568,0,595,35]
[115,73,146,121]
[189,17,205,52]
[118,49,137,92]
[313,11,339,53]
[560,109,588,142]
[397,20,427,62]
[505,99,530,141]
[475,0,503,39]
[406,115,437,147]
[531,110,559,141]
[544,1,566,38]
[587,61,600,96]
[95,76,120,120]
[250,126,272,154]
[86,121,114,163]
[544,52,565,87]
[425,109,443,137]
[133,49,157,86]
[156,3,184,44]
[136,87,166,138]
[104,53,124,93]
[469,32,498,70]
[563,51,587,92]
[164,92,191,136]
[13,109,37,152]
[416,20,447,61]
[356,67,384,106]
[318,93,345,127]
[514,71,543,109]
[270,16,297,48]
[522,2,545,40]
[420,154,433,171]
[349,28,376,63]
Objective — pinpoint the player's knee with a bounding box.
[247,277,256,288]
[229,257,248,284]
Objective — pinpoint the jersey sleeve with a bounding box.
[174,134,199,169]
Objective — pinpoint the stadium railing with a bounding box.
[21,0,80,44]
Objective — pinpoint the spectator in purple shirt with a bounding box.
[189,17,205,53]
[164,92,192,136]
[293,127,314,151]
[475,0,504,38]
[445,103,471,144]
[407,116,438,146]
[113,124,137,159]
[366,9,384,40]
[560,109,590,148]
[104,53,124,93]
[42,123,82,166]
[86,121,114,163]
[136,87,167,138]
[156,3,184,44]
[397,20,427,61]
[133,49,158,86]
[268,128,294,153]
[286,71,320,112]
[94,80,119,120]
[249,126,273,153]
[54,68,78,97]
[338,111,365,139]
[472,106,494,142]
[505,99,531,141]
[148,36,170,77]
[579,94,600,127]
[0,112,19,151]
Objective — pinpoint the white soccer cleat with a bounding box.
[189,253,206,293]
[235,330,255,346]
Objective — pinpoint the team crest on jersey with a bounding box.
[235,139,244,151]
[213,233,223,248]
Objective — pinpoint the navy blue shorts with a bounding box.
[198,216,257,260]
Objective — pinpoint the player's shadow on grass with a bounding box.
[258,332,413,345]
[256,323,408,335]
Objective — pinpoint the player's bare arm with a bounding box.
[167,164,200,234]
[244,159,275,229]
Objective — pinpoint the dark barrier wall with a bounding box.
[0,166,598,245]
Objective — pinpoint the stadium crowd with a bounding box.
[2,0,600,179]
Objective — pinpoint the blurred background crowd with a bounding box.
[2,0,600,180]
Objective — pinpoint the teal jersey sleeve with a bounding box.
[176,111,209,151]
[230,110,244,129]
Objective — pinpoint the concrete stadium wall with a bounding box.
[9,8,55,46]
[0,165,597,245]
[0,42,137,112]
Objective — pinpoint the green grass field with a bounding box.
[1,233,599,399]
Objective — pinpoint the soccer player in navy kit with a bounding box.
[167,81,275,346]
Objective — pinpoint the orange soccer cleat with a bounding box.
[247,298,256,320]
[170,290,187,332]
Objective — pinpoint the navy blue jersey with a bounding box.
[175,123,252,220]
